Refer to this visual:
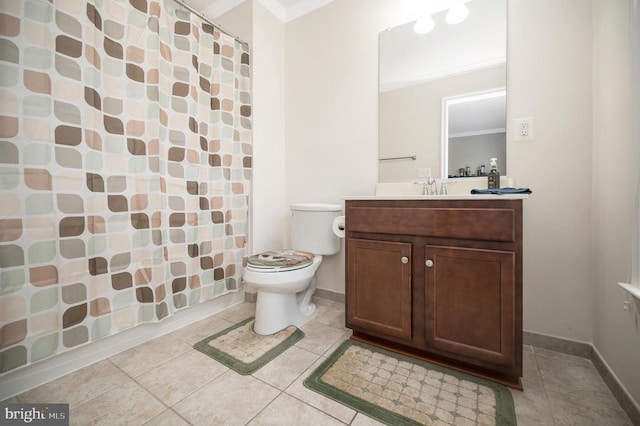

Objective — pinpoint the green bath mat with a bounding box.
[193,317,304,375]
[304,340,517,425]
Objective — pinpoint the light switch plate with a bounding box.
[417,167,431,178]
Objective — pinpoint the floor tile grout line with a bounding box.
[137,355,234,425]
[108,338,195,379]
[251,338,327,392]
[246,325,355,424]
[65,370,167,421]
[15,300,631,425]
[104,330,232,425]
[11,312,632,425]
[261,348,357,426]
[13,357,131,409]
[141,407,194,426]
[534,347,634,424]
[121,304,267,424]
[54,359,134,412]
[279,390,355,425]
[244,390,284,426]
[286,338,356,425]
[531,346,558,426]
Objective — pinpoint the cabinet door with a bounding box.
[425,245,515,366]
[347,238,412,341]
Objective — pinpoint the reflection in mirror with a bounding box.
[443,89,506,178]
[379,0,506,182]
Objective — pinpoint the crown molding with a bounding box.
[196,0,335,24]
[200,0,247,19]
[256,0,287,21]
[282,0,334,22]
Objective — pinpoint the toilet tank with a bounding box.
[290,203,342,255]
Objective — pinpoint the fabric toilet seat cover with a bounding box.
[248,250,314,270]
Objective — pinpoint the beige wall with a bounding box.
[217,1,287,260]
[508,1,594,341]
[592,0,640,403]
[220,0,638,404]
[283,0,639,404]
[285,0,393,293]
[212,0,253,43]
[251,2,287,254]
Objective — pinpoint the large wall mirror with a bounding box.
[379,0,507,182]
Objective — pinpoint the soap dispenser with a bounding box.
[487,158,500,189]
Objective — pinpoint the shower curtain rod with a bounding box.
[173,0,249,50]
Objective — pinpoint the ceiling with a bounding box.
[448,92,506,137]
[186,0,333,23]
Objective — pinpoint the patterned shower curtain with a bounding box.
[0,0,252,375]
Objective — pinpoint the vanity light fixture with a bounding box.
[404,0,472,34]
[445,2,470,25]
[414,14,436,34]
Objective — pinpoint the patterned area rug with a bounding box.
[193,317,304,375]
[304,340,517,425]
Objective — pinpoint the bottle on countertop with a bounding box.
[487,158,500,189]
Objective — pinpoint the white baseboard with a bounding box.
[0,291,245,402]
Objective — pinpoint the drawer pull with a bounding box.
[425,259,434,268]
[401,256,409,264]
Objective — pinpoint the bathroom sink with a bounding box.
[348,179,529,201]
[375,178,516,197]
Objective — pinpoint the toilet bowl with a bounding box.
[243,203,343,335]
[244,254,322,335]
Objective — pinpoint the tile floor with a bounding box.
[4,298,634,425]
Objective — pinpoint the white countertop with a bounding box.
[343,194,529,201]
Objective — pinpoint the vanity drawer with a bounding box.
[347,206,516,242]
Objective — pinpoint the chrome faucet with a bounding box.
[425,177,437,195]
[416,177,440,195]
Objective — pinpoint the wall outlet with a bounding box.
[417,167,431,178]
[514,117,534,141]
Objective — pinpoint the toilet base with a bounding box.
[254,292,315,335]
[245,257,322,336]
[253,275,317,335]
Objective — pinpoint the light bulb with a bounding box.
[445,3,469,25]
[414,14,435,34]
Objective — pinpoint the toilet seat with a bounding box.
[247,250,314,273]
[246,263,311,273]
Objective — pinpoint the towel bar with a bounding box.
[379,155,416,161]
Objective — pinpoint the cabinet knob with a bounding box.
[425,259,434,268]
[401,256,409,264]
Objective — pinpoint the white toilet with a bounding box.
[243,203,343,335]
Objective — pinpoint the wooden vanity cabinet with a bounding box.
[425,245,516,368]
[345,198,523,388]
[346,239,412,341]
